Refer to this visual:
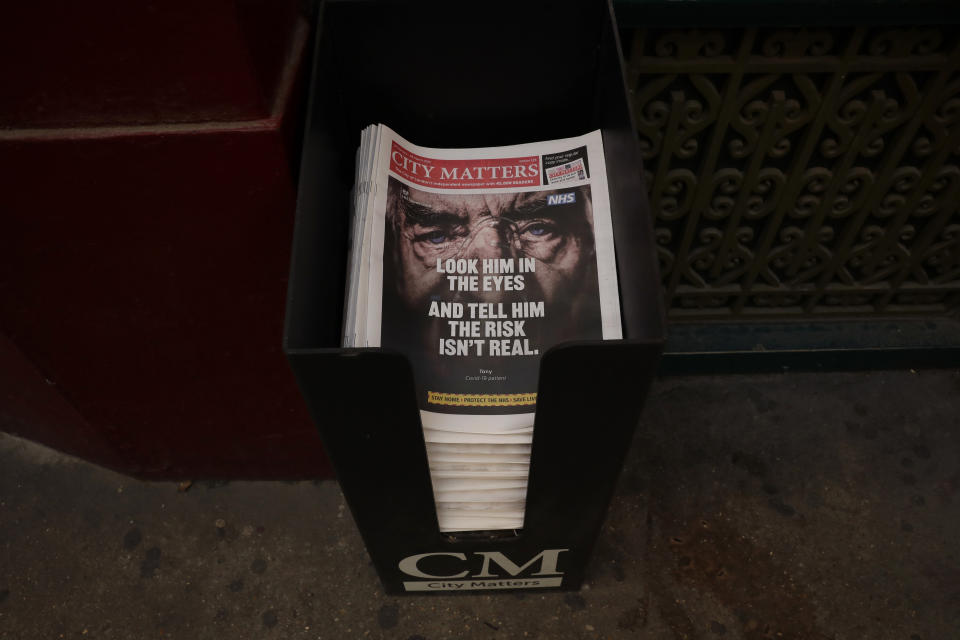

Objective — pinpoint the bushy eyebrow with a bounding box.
[403,201,468,227]
[501,196,581,224]
[497,196,547,222]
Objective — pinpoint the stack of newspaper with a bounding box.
[343,124,622,532]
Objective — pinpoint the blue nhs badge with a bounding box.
[546,192,576,206]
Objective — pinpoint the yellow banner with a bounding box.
[427,392,537,407]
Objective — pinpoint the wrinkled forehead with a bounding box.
[402,189,548,219]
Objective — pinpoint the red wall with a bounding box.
[0,1,332,479]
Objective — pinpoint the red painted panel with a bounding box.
[1,126,331,479]
[0,1,299,128]
[235,0,306,111]
[0,333,110,461]
[0,1,332,479]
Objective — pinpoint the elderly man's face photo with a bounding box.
[385,178,599,313]
[380,177,604,410]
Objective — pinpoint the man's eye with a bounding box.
[521,222,555,238]
[416,230,449,245]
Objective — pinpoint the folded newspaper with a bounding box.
[344,124,622,532]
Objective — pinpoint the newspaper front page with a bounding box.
[347,125,621,531]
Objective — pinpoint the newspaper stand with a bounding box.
[284,0,665,594]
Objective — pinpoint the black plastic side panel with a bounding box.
[284,0,665,594]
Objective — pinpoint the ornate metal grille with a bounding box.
[622,27,960,320]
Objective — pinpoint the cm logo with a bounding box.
[399,549,568,579]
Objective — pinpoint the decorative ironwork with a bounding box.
[623,26,960,319]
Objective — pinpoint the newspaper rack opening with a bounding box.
[284,0,665,595]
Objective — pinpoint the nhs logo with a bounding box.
[547,192,576,206]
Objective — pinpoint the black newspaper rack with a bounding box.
[284,0,665,594]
